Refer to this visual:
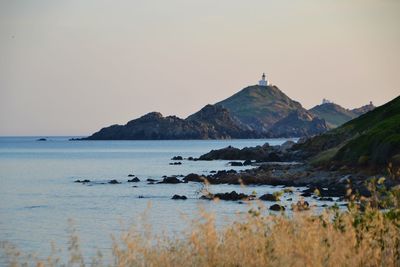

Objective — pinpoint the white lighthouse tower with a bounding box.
[258,73,269,86]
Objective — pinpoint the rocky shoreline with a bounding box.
[74,136,399,203]
[177,140,397,199]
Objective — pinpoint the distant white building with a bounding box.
[258,73,269,86]
[322,98,332,104]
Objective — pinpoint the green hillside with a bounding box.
[309,103,356,128]
[216,85,303,130]
[297,95,400,168]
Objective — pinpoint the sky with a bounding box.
[0,0,399,136]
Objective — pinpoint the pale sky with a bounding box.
[0,0,399,136]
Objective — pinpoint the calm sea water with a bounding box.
[0,137,332,263]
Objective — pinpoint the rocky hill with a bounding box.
[267,109,329,137]
[215,85,304,132]
[83,105,262,140]
[309,102,375,128]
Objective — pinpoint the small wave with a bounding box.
[24,205,47,209]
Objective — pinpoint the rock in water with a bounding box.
[202,191,249,201]
[183,173,207,183]
[269,204,285,211]
[171,195,187,200]
[158,177,182,184]
[259,193,279,202]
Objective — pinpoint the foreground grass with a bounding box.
[2,180,400,267]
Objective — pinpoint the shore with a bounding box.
[176,141,398,200]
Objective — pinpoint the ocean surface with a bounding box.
[0,137,337,263]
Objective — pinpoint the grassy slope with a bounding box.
[216,85,303,126]
[301,95,400,167]
[309,103,356,127]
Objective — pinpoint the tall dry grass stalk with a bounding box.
[109,204,400,267]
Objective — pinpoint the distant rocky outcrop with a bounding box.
[266,110,329,137]
[309,102,375,128]
[198,141,296,162]
[351,102,375,116]
[187,104,257,137]
[83,106,261,140]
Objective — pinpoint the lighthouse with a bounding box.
[258,73,268,86]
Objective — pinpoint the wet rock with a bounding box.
[132,186,138,188]
[36,138,47,141]
[269,204,285,211]
[187,157,194,161]
[199,144,280,161]
[229,161,243,166]
[259,193,279,202]
[171,194,187,200]
[147,182,155,184]
[169,162,182,165]
[74,179,90,183]
[108,179,121,184]
[183,173,206,183]
[210,170,216,173]
[147,178,157,182]
[158,176,182,184]
[243,159,252,166]
[128,177,140,182]
[171,156,183,160]
[201,191,249,201]
[319,197,334,201]
[128,174,135,177]
[216,169,237,176]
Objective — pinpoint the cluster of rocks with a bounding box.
[74,179,91,183]
[197,141,297,162]
[200,191,252,201]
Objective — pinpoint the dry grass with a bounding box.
[2,203,400,267]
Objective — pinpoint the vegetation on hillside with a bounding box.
[309,102,356,128]
[216,85,303,129]
[298,96,400,168]
[309,102,374,128]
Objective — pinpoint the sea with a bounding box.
[0,137,339,264]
